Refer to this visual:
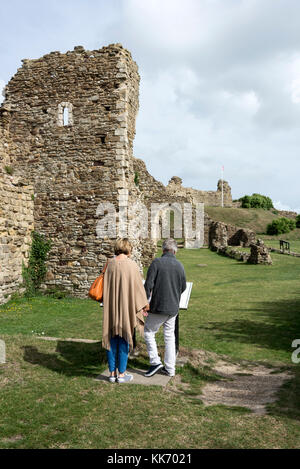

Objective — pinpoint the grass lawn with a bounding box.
[1,248,300,448]
[204,206,281,233]
[260,237,300,253]
[205,206,300,242]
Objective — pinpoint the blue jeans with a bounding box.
[106,335,129,374]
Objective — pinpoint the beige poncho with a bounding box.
[102,257,148,351]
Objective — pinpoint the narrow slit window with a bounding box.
[58,102,73,127]
[63,107,69,126]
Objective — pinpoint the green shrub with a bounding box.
[296,214,300,228]
[239,193,274,210]
[288,218,296,231]
[22,231,52,296]
[266,217,296,235]
[240,195,251,208]
[134,171,139,186]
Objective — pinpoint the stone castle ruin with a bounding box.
[0,43,233,304]
[166,176,232,207]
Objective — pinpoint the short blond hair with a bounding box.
[114,238,132,256]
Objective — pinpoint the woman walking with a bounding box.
[102,238,148,383]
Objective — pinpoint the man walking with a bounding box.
[143,238,187,378]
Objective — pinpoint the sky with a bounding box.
[1,0,300,212]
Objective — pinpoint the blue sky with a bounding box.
[1,0,300,212]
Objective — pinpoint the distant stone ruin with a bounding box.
[209,221,228,251]
[228,228,256,247]
[248,239,272,265]
[209,221,256,252]
[166,176,232,207]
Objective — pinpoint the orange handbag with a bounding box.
[88,261,108,302]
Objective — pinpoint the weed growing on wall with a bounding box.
[22,231,52,296]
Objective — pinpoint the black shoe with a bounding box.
[144,364,163,377]
[159,366,174,377]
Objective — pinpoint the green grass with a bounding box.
[0,295,102,339]
[260,237,300,253]
[175,248,300,363]
[1,248,300,448]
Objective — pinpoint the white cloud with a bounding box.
[218,89,260,116]
[124,0,208,50]
[287,56,300,103]
[241,91,260,114]
[291,79,300,103]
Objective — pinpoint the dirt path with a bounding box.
[37,338,292,414]
[173,349,292,414]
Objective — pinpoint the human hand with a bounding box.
[142,303,150,316]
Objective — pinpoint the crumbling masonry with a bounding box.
[0,44,233,304]
[0,124,34,303]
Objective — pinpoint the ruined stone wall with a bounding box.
[248,239,272,265]
[166,176,232,207]
[209,220,256,252]
[133,158,173,204]
[3,44,155,296]
[133,158,209,245]
[0,42,238,303]
[133,160,233,208]
[277,210,298,219]
[132,162,232,244]
[0,124,34,304]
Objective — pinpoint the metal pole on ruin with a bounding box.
[221,165,224,208]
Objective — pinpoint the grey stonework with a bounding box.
[209,221,256,252]
[248,239,273,265]
[0,43,257,304]
[0,125,34,304]
[0,44,157,302]
[167,176,232,207]
[209,221,228,251]
[228,228,256,247]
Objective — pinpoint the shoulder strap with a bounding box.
[102,259,109,274]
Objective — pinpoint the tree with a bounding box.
[239,193,274,210]
[266,217,295,235]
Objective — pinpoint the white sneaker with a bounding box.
[117,372,133,383]
[108,375,117,383]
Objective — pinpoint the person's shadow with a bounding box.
[23,340,107,378]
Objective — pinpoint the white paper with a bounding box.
[179,282,193,310]
[142,281,193,310]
